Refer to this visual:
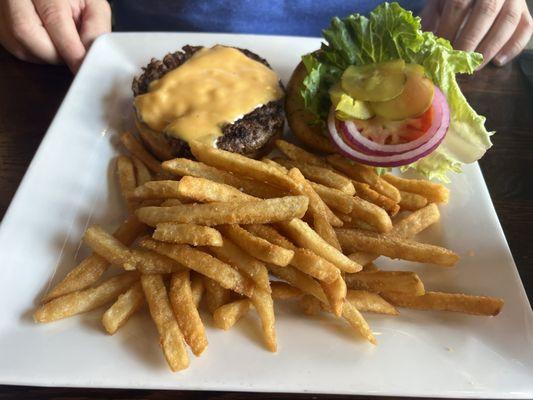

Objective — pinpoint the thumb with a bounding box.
[79,0,112,49]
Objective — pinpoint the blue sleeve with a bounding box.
[111,0,426,36]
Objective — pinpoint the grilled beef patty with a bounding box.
[132,45,285,160]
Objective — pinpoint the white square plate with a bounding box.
[1,33,532,398]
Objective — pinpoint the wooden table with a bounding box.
[0,45,532,399]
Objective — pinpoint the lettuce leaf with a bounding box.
[301,2,493,182]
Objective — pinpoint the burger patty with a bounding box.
[132,45,285,159]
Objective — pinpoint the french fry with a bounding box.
[102,282,145,334]
[190,272,204,308]
[161,199,183,207]
[326,154,400,201]
[139,238,254,297]
[162,158,284,199]
[208,236,271,292]
[134,115,175,161]
[346,290,399,315]
[344,271,425,296]
[350,203,441,266]
[274,158,355,195]
[309,182,354,214]
[140,274,189,372]
[278,218,362,273]
[83,225,136,269]
[219,224,294,267]
[189,141,298,192]
[313,213,342,251]
[382,291,504,316]
[399,190,428,211]
[262,158,288,173]
[250,288,277,352]
[136,196,308,227]
[132,157,152,186]
[34,272,139,323]
[298,295,322,316]
[274,139,329,167]
[351,196,393,233]
[129,180,182,200]
[290,248,340,284]
[270,281,302,299]
[176,176,258,203]
[320,276,347,317]
[337,228,459,266]
[202,276,233,314]
[130,249,186,274]
[153,223,223,246]
[244,224,295,249]
[42,216,145,302]
[382,174,450,204]
[269,265,375,344]
[169,271,208,356]
[117,156,137,211]
[351,181,400,216]
[213,299,251,330]
[288,167,342,227]
[120,132,166,175]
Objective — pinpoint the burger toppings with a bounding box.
[134,45,284,147]
[300,2,493,181]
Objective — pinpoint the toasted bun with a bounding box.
[285,61,336,154]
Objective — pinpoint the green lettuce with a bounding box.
[301,2,493,182]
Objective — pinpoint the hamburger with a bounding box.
[132,45,285,160]
[286,3,493,182]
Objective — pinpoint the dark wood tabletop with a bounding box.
[0,44,532,400]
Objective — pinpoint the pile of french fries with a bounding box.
[34,134,504,372]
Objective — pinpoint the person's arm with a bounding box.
[0,0,111,72]
[421,0,533,67]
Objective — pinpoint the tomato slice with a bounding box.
[353,106,434,145]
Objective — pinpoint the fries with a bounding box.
[382,292,504,316]
[190,141,298,191]
[291,248,340,283]
[169,271,208,356]
[320,276,347,317]
[207,236,271,292]
[346,290,399,315]
[139,238,254,297]
[337,228,459,266]
[132,157,152,186]
[298,295,322,316]
[309,182,353,214]
[162,158,284,199]
[382,174,450,203]
[351,180,400,216]
[274,139,329,168]
[34,272,139,323]
[270,281,302,300]
[213,299,251,330]
[351,196,393,233]
[117,156,137,211]
[130,180,182,200]
[202,277,232,313]
[250,288,277,352]
[83,225,136,269]
[136,196,308,227]
[344,271,425,296]
[120,132,166,175]
[275,158,355,195]
[42,216,145,302]
[399,190,428,211]
[134,116,175,161]
[349,204,441,266]
[219,224,294,266]
[176,176,258,203]
[141,274,189,371]
[102,282,145,334]
[190,272,204,308]
[153,223,223,246]
[278,219,361,273]
[326,154,400,202]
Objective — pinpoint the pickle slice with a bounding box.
[329,83,374,120]
[371,64,435,121]
[341,59,406,102]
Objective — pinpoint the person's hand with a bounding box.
[421,0,533,67]
[0,0,111,72]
